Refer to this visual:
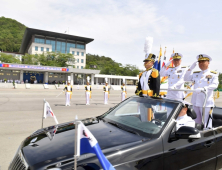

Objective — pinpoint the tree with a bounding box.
[0,17,26,52]
[0,53,21,63]
[22,52,75,67]
[85,53,140,76]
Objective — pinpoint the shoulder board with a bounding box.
[193,71,201,73]
[85,85,87,87]
[71,86,72,87]
[181,66,187,68]
[168,66,174,68]
[90,85,92,87]
[211,71,217,74]
[152,68,158,71]
[65,85,67,87]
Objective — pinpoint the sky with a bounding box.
[1,0,222,72]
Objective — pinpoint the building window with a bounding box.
[81,66,83,69]
[77,59,79,63]
[34,38,45,44]
[77,52,79,56]
[35,46,38,51]
[46,48,49,52]
[77,66,79,69]
[76,44,85,49]
[72,51,75,55]
[81,52,84,56]
[81,59,84,63]
[41,47,44,51]
[46,40,56,52]
[67,42,75,54]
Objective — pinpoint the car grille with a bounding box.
[9,151,28,170]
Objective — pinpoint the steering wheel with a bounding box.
[151,119,163,126]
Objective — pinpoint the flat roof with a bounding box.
[95,74,138,80]
[19,28,94,54]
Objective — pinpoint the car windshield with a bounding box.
[103,97,179,137]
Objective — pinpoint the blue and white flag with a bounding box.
[76,121,115,170]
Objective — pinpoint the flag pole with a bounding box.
[74,121,79,170]
[42,99,45,129]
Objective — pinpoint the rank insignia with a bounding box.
[178,75,180,79]
[206,75,212,79]
[177,70,182,73]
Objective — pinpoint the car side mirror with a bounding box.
[176,126,201,139]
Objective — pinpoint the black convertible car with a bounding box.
[8,96,222,170]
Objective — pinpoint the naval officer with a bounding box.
[176,102,195,131]
[64,81,72,106]
[103,78,110,104]
[121,78,127,101]
[184,54,219,129]
[160,53,187,100]
[135,53,160,97]
[85,76,92,105]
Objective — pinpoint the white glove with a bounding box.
[165,59,173,67]
[189,61,198,71]
[195,88,204,93]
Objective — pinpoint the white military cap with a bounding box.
[122,78,125,84]
[143,36,156,62]
[171,53,183,59]
[196,54,212,62]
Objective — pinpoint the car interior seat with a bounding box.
[186,106,203,130]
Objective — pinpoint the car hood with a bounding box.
[21,120,145,168]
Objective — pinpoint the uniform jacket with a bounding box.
[64,85,72,92]
[121,86,126,93]
[103,86,110,93]
[176,114,195,131]
[184,68,219,107]
[160,65,187,100]
[85,85,92,91]
[135,68,160,97]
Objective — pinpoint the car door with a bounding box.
[162,119,216,170]
[213,106,222,170]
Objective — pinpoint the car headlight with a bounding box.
[48,168,62,170]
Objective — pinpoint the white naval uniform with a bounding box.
[65,85,72,106]
[184,68,219,128]
[121,86,126,101]
[104,86,109,104]
[160,65,187,100]
[176,114,195,131]
[140,69,152,96]
[85,85,91,105]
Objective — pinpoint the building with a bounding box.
[19,28,94,69]
[0,51,23,61]
[0,28,138,86]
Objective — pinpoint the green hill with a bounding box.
[0,17,26,52]
[85,54,140,76]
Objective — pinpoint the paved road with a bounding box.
[0,88,222,170]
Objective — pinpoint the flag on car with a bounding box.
[43,100,59,124]
[76,121,115,170]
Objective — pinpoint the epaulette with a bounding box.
[85,85,87,87]
[90,85,92,87]
[181,66,187,68]
[65,85,67,87]
[211,71,217,74]
[193,71,201,73]
[151,68,159,78]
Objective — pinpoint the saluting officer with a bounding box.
[121,78,127,101]
[64,81,72,106]
[184,54,219,129]
[160,53,187,100]
[85,76,92,105]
